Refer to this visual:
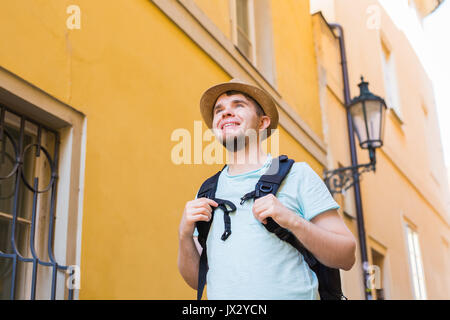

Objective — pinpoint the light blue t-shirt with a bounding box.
[193,154,340,300]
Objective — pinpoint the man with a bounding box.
[178,79,356,300]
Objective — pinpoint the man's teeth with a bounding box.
[223,123,238,128]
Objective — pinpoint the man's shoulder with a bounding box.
[275,161,306,186]
[282,160,319,185]
[288,161,309,175]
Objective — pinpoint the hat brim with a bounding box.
[200,81,279,136]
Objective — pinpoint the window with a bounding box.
[0,66,85,300]
[380,38,403,121]
[370,248,387,300]
[421,100,445,190]
[232,0,256,62]
[442,237,450,285]
[404,223,427,300]
[0,105,73,300]
[230,0,277,85]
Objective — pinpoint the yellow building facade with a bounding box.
[0,0,327,299]
[0,0,448,300]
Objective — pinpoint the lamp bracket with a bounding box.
[324,149,377,195]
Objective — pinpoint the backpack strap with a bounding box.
[240,155,318,268]
[195,165,236,300]
[196,169,222,246]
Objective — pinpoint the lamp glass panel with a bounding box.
[365,100,383,147]
[349,101,367,146]
[350,99,385,149]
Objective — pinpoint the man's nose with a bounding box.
[221,105,235,118]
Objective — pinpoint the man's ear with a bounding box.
[258,115,271,131]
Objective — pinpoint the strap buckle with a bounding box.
[240,191,256,205]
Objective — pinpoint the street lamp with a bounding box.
[328,23,386,300]
[349,77,387,150]
[324,77,387,195]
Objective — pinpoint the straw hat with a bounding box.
[199,78,279,135]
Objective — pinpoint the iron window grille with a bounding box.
[0,104,74,300]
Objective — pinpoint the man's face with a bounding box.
[212,93,267,150]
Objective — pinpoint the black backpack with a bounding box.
[195,155,347,300]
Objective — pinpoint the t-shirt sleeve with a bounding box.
[297,162,340,221]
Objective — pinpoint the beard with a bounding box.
[219,134,248,152]
[218,127,263,153]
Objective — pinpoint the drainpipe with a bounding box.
[328,23,373,300]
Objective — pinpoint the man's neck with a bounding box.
[226,144,269,176]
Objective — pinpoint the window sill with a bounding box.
[388,108,405,130]
[234,44,256,68]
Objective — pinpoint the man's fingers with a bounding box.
[202,198,218,207]
[254,208,272,225]
[190,214,210,222]
[190,199,215,211]
[193,198,218,208]
[253,196,274,210]
[197,202,213,213]
[252,200,271,214]
[190,208,212,219]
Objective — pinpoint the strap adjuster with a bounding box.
[259,184,273,193]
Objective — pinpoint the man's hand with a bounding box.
[178,198,217,289]
[252,194,297,229]
[253,194,356,270]
[179,198,218,239]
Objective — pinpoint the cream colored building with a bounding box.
[311,0,450,299]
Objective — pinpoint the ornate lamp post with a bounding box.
[324,77,387,195]
[324,75,387,300]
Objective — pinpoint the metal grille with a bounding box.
[0,104,73,300]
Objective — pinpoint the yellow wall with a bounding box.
[0,0,325,298]
[194,0,232,38]
[271,0,324,140]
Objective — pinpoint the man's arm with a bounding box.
[177,235,202,290]
[288,209,356,270]
[252,194,356,271]
[177,198,218,289]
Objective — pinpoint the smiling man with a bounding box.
[177,79,356,300]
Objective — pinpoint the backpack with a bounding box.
[195,155,347,300]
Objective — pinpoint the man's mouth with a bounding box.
[220,120,241,130]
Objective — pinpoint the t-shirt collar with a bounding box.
[225,153,273,178]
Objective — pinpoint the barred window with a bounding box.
[0,105,74,300]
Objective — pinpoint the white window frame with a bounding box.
[230,0,257,64]
[403,222,427,300]
[380,37,403,122]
